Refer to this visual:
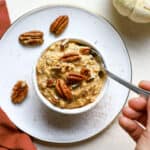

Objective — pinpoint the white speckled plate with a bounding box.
[0,5,132,143]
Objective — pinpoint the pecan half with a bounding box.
[11,81,28,104]
[60,52,81,62]
[56,79,72,101]
[79,47,91,55]
[80,67,91,79]
[67,72,86,84]
[50,15,69,36]
[19,30,44,46]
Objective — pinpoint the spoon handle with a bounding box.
[106,69,150,98]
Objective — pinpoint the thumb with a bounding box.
[139,80,150,91]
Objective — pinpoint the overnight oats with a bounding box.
[36,39,106,109]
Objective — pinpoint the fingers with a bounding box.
[122,106,147,126]
[138,80,150,129]
[119,80,150,142]
[139,80,150,91]
[119,115,144,141]
[122,106,142,119]
[146,97,150,130]
[128,97,147,111]
[127,97,147,126]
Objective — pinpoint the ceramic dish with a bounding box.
[0,5,132,143]
[33,38,108,115]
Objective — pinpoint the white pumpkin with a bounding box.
[113,0,150,23]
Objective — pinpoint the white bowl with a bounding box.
[33,38,108,115]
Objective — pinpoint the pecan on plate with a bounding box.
[19,30,44,46]
[79,47,91,55]
[80,67,91,79]
[50,15,69,36]
[11,81,28,104]
[55,79,72,101]
[67,72,86,84]
[60,52,81,62]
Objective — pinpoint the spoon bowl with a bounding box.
[91,48,150,98]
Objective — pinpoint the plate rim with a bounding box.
[0,4,132,143]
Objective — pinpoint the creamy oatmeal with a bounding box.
[36,39,106,109]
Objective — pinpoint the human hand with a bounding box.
[119,81,150,150]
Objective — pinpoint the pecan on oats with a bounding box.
[67,72,86,84]
[60,52,81,62]
[19,31,44,46]
[11,81,28,104]
[79,47,91,55]
[56,79,72,101]
[50,15,69,36]
[80,67,91,79]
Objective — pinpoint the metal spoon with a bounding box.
[91,49,150,98]
[105,69,150,98]
[62,39,150,98]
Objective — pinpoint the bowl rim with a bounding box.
[33,38,109,115]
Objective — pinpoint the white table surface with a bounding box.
[5,0,150,149]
